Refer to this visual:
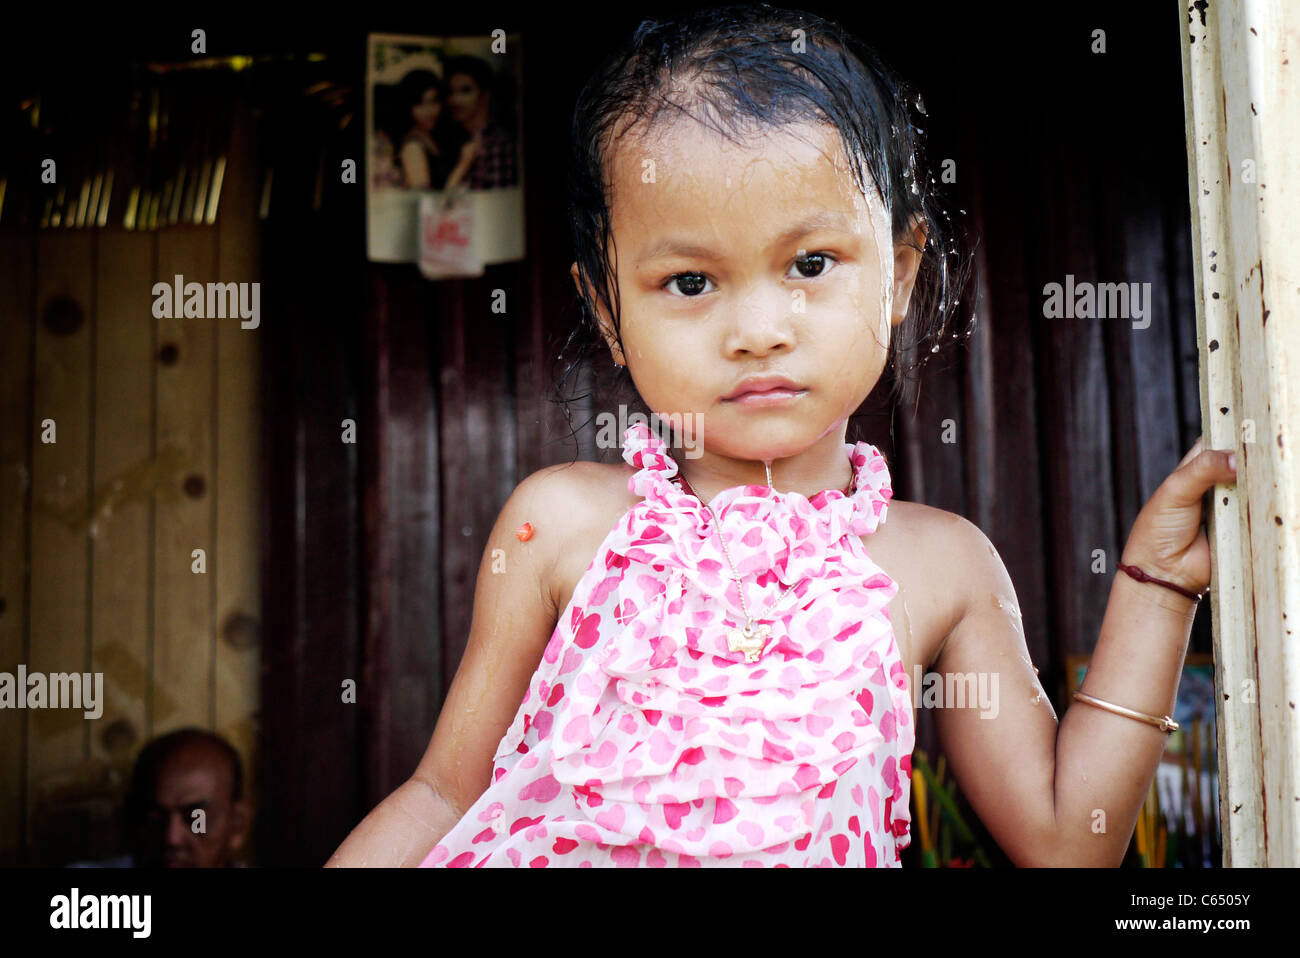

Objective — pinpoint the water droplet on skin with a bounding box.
[992,594,1022,619]
[1031,690,1042,704]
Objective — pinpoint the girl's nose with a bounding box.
[722,285,797,357]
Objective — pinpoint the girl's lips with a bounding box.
[724,387,808,407]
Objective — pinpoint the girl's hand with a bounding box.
[1119,437,1238,595]
[446,136,482,190]
[459,134,482,166]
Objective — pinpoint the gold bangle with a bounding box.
[1072,690,1180,734]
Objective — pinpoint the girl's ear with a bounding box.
[570,262,626,366]
[890,216,929,328]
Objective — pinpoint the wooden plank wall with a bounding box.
[0,230,34,864]
[258,66,367,864]
[0,98,263,867]
[880,2,1210,864]
[240,4,1213,867]
[0,1,1218,872]
[895,1,1211,694]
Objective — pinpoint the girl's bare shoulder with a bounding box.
[516,459,641,614]
[520,458,640,516]
[868,498,1002,669]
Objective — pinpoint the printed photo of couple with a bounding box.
[366,33,524,267]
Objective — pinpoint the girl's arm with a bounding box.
[325,465,574,866]
[399,140,431,190]
[444,135,481,192]
[927,441,1235,867]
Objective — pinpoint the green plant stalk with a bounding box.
[914,755,977,845]
[914,752,992,867]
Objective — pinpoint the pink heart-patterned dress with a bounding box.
[420,422,914,867]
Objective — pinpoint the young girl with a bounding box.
[327,5,1236,868]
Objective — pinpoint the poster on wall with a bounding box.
[366,32,525,277]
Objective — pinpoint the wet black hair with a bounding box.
[556,3,973,442]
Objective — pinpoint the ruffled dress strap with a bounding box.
[620,420,893,538]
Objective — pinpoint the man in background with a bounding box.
[68,728,250,867]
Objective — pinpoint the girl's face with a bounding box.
[411,88,441,131]
[577,117,924,466]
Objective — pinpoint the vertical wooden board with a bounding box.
[894,366,927,505]
[89,228,155,776]
[384,272,439,784]
[520,171,582,475]
[962,236,995,536]
[1163,175,1215,659]
[28,230,94,845]
[153,226,217,735]
[294,231,365,860]
[1166,190,1202,453]
[0,231,35,861]
[485,266,520,509]
[1096,191,1142,543]
[1110,179,1181,531]
[907,355,968,517]
[969,136,1050,677]
[214,99,263,835]
[986,240,1050,672]
[260,223,309,851]
[516,40,583,476]
[394,312,439,779]
[515,252,547,479]
[514,94,547,482]
[1217,0,1300,863]
[1035,146,1118,659]
[435,281,471,698]
[1179,0,1262,866]
[525,234,585,473]
[465,265,516,650]
[360,266,392,810]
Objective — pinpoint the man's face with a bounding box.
[447,73,484,124]
[135,746,247,867]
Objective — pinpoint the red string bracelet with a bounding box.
[1117,563,1207,602]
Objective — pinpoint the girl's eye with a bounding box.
[788,252,836,279]
[661,253,837,296]
[663,273,714,297]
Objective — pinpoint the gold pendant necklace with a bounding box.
[706,504,795,663]
[673,464,854,664]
